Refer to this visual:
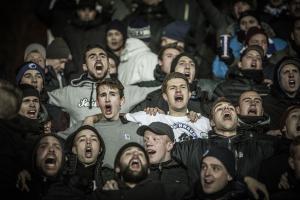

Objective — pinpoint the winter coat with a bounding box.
[63,14,108,78]
[193,179,250,200]
[89,179,168,200]
[149,159,191,200]
[172,130,275,185]
[118,38,158,85]
[212,67,270,105]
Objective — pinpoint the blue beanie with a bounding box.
[162,20,190,42]
[16,62,45,85]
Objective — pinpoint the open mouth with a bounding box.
[85,147,92,158]
[250,61,257,68]
[147,149,156,156]
[95,62,103,73]
[288,79,296,88]
[174,95,183,102]
[45,157,56,166]
[129,159,141,170]
[27,110,37,118]
[297,125,300,132]
[223,113,232,120]
[248,107,257,116]
[105,104,112,114]
[184,72,190,78]
[204,178,214,186]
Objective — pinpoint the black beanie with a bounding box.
[202,146,236,178]
[114,142,149,169]
[19,84,40,99]
[238,10,260,26]
[106,19,127,41]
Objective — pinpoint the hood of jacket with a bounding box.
[120,38,153,62]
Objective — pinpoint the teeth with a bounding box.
[147,150,156,155]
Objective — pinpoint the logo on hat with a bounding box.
[28,63,38,69]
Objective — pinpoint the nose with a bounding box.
[204,167,212,176]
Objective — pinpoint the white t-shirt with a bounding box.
[125,111,211,142]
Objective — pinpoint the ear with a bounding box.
[163,92,168,102]
[158,59,163,67]
[291,32,295,41]
[166,141,174,152]
[188,91,191,99]
[288,157,295,170]
[237,61,242,69]
[236,106,240,114]
[120,96,125,106]
[210,119,215,127]
[115,166,120,173]
[83,64,87,72]
[282,125,287,134]
[227,174,233,181]
[72,146,77,155]
[96,98,100,107]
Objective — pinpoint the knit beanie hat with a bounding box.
[280,105,300,132]
[114,142,149,169]
[106,19,127,40]
[46,37,71,59]
[127,18,151,43]
[202,146,236,178]
[16,62,45,85]
[244,27,268,46]
[77,0,96,10]
[24,43,46,60]
[19,84,40,99]
[161,20,190,42]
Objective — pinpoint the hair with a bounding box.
[0,79,22,119]
[161,72,190,94]
[290,136,300,158]
[96,78,124,98]
[158,43,184,61]
[238,90,260,104]
[82,44,107,64]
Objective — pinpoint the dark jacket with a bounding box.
[63,13,108,79]
[212,67,270,105]
[193,179,250,200]
[258,137,292,193]
[271,169,300,200]
[149,159,191,200]
[89,179,168,200]
[172,130,275,185]
[0,115,42,198]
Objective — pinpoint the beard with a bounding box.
[120,164,148,183]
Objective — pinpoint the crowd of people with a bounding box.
[0,0,300,199]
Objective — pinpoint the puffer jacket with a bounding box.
[212,67,270,105]
[172,130,275,185]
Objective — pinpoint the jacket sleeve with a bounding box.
[47,87,70,110]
